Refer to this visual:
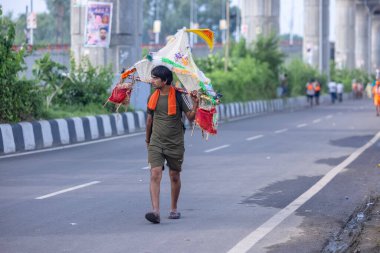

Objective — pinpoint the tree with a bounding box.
[0,7,43,122]
[32,53,68,108]
[45,0,70,44]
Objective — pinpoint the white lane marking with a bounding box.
[296,123,307,128]
[326,115,333,119]
[141,166,150,170]
[204,145,230,153]
[313,119,321,123]
[35,181,101,200]
[226,131,380,253]
[0,132,145,159]
[246,135,264,141]
[274,128,288,134]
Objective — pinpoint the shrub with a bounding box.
[55,56,114,106]
[0,7,43,123]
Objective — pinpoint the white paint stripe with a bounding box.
[0,124,16,153]
[136,111,146,128]
[112,113,125,135]
[313,119,321,124]
[204,144,230,153]
[56,119,70,145]
[18,122,35,150]
[141,166,150,170]
[99,115,112,137]
[296,123,307,128]
[38,120,53,148]
[246,135,264,141]
[227,131,380,253]
[86,116,99,139]
[35,181,101,200]
[274,128,288,134]
[72,117,85,142]
[0,132,144,159]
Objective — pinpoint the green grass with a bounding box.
[39,103,134,120]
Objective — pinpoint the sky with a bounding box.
[0,0,336,40]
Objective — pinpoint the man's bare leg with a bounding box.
[150,166,163,213]
[169,170,181,212]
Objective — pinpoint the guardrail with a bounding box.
[0,95,332,156]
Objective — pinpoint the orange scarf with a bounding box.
[147,86,176,115]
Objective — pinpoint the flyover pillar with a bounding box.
[70,0,143,73]
[335,0,356,69]
[303,0,329,74]
[355,3,370,71]
[241,0,280,44]
[371,15,380,72]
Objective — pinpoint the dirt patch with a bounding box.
[322,196,380,253]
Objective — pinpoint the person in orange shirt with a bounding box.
[372,80,380,116]
[313,80,321,105]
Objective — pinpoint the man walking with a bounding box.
[145,65,199,224]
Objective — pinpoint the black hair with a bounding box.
[100,27,108,32]
[151,65,173,85]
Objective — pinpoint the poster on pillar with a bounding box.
[84,1,113,48]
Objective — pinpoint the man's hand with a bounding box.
[190,90,199,107]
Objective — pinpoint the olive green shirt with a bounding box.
[147,92,191,153]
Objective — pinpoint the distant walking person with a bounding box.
[328,81,337,104]
[145,65,199,224]
[313,80,321,105]
[337,82,344,102]
[372,80,380,116]
[306,79,315,106]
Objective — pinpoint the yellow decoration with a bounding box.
[186,29,214,51]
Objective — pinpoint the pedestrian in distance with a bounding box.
[306,79,315,107]
[372,80,380,117]
[328,80,337,104]
[313,80,321,105]
[145,65,199,224]
[337,82,344,102]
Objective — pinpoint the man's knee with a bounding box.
[169,170,181,183]
[151,167,163,182]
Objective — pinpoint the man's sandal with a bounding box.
[168,211,181,219]
[145,212,160,224]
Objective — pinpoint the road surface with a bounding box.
[0,99,379,253]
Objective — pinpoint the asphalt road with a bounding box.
[0,98,379,253]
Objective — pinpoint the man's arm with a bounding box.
[146,113,153,145]
[184,90,199,122]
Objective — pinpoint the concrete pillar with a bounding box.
[303,0,330,74]
[355,3,370,71]
[371,15,380,72]
[241,0,280,45]
[335,0,356,69]
[70,0,143,73]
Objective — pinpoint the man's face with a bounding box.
[151,76,165,90]
[100,29,107,40]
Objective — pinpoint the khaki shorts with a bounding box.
[148,145,184,171]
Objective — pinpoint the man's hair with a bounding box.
[151,65,173,85]
[100,27,108,32]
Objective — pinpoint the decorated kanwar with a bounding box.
[106,27,221,138]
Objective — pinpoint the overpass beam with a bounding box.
[303,0,329,75]
[335,0,356,69]
[355,3,370,71]
[371,15,380,72]
[241,0,280,44]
